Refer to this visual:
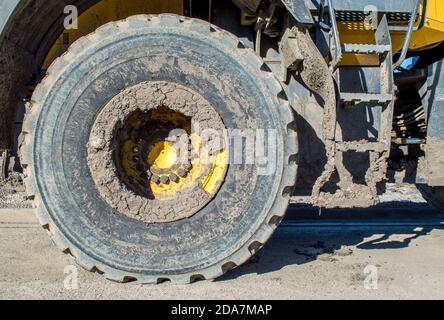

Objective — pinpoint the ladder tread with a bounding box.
[341,43,392,55]
[340,93,393,104]
[336,141,387,152]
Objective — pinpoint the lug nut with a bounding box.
[151,175,160,184]
[177,168,187,178]
[169,174,179,183]
[160,175,170,184]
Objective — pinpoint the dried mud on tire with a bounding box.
[20,15,298,283]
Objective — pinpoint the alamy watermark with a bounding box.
[364,5,379,30]
[64,265,79,290]
[64,5,78,30]
[166,121,279,176]
[364,264,379,290]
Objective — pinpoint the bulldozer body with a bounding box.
[1,0,444,282]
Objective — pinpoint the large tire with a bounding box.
[20,15,298,283]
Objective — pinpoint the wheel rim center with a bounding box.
[149,141,178,170]
[87,81,228,224]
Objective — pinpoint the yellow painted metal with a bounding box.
[338,0,444,66]
[43,0,444,68]
[201,149,228,195]
[406,0,444,50]
[149,134,228,198]
[117,108,227,200]
[43,0,184,69]
[148,141,178,170]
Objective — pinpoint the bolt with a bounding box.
[177,168,187,178]
[151,175,160,184]
[169,174,179,183]
[160,175,170,184]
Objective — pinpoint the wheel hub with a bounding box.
[87,81,228,223]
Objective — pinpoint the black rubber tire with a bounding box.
[20,14,298,283]
[418,185,444,212]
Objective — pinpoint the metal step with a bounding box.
[340,93,393,104]
[341,43,391,56]
[336,141,387,152]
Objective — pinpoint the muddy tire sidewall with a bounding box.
[25,16,294,277]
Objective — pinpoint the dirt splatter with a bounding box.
[0,173,31,209]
